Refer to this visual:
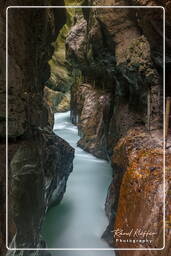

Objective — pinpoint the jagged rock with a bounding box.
[45,19,72,113]
[9,130,74,249]
[66,3,171,255]
[0,1,75,256]
[45,1,85,113]
[0,1,170,256]
[44,86,70,113]
[0,0,67,139]
[103,128,171,255]
[66,19,87,69]
[71,83,112,159]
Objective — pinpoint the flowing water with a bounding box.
[42,111,115,256]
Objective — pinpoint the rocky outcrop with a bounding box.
[45,14,72,113]
[4,3,66,138]
[0,1,75,256]
[0,1,170,256]
[71,83,113,159]
[44,86,70,113]
[66,2,164,152]
[66,1,171,255]
[9,130,74,249]
[104,128,171,255]
[66,19,87,71]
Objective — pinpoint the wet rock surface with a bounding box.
[107,128,171,255]
[0,1,75,256]
[0,2,65,139]
[9,130,74,249]
[0,1,170,256]
[66,1,165,152]
[71,83,112,159]
[66,1,171,255]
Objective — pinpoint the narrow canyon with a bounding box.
[0,1,171,256]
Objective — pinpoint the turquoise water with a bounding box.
[41,111,114,255]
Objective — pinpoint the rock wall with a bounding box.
[71,83,113,159]
[44,7,72,113]
[44,86,70,113]
[111,129,171,255]
[0,1,170,255]
[66,1,171,255]
[0,1,75,256]
[44,0,85,113]
[9,131,74,249]
[66,2,164,155]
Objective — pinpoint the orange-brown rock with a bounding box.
[110,128,171,255]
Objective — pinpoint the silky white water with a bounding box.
[42,111,115,256]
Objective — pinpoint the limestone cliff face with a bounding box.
[66,1,171,255]
[0,1,75,256]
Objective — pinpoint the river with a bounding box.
[41,111,115,256]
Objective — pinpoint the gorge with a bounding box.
[0,1,171,256]
[41,111,114,254]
